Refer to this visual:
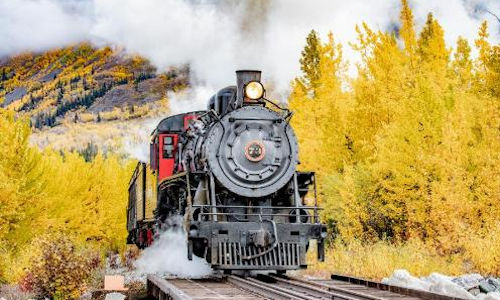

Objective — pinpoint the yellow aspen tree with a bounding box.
[41,151,133,252]
[475,21,491,70]
[349,24,407,160]
[0,110,45,241]
[453,37,473,85]
[417,13,449,81]
[288,79,318,172]
[0,109,47,282]
[488,45,500,97]
[315,32,346,174]
[474,21,491,93]
[474,21,500,97]
[400,0,417,64]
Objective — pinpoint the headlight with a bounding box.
[244,81,264,100]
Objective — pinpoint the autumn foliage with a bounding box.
[291,1,499,276]
[20,234,98,300]
[0,109,134,288]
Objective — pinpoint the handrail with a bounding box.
[192,205,321,223]
[200,212,305,217]
[192,205,322,210]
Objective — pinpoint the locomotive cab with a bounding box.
[150,113,204,178]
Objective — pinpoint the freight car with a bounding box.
[127,70,326,272]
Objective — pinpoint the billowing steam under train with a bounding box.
[126,70,326,272]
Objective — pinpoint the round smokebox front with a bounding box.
[205,106,298,197]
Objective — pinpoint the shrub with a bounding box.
[22,234,98,300]
[124,246,140,270]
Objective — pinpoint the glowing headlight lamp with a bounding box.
[244,81,264,100]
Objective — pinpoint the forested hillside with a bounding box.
[0,44,186,157]
[291,1,499,277]
[0,43,187,123]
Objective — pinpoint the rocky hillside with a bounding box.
[0,43,188,129]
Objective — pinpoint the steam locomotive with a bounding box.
[126,70,326,272]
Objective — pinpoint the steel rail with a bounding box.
[227,275,303,300]
[267,274,386,300]
[244,276,331,299]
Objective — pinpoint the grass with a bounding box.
[306,239,467,280]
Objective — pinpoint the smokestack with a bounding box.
[236,70,261,107]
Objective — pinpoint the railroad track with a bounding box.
[147,273,465,300]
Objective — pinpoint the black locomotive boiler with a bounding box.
[127,70,326,272]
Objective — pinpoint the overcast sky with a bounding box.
[1,0,499,90]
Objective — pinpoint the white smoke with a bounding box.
[134,217,213,278]
[118,87,211,162]
[122,138,150,163]
[167,86,214,116]
[120,117,163,162]
[1,0,499,92]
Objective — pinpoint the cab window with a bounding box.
[163,136,174,158]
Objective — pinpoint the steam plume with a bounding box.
[134,216,212,278]
[1,0,499,92]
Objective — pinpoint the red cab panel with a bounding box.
[183,114,198,129]
[158,134,178,181]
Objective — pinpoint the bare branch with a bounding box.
[486,10,500,23]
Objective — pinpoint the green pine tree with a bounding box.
[299,30,321,94]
